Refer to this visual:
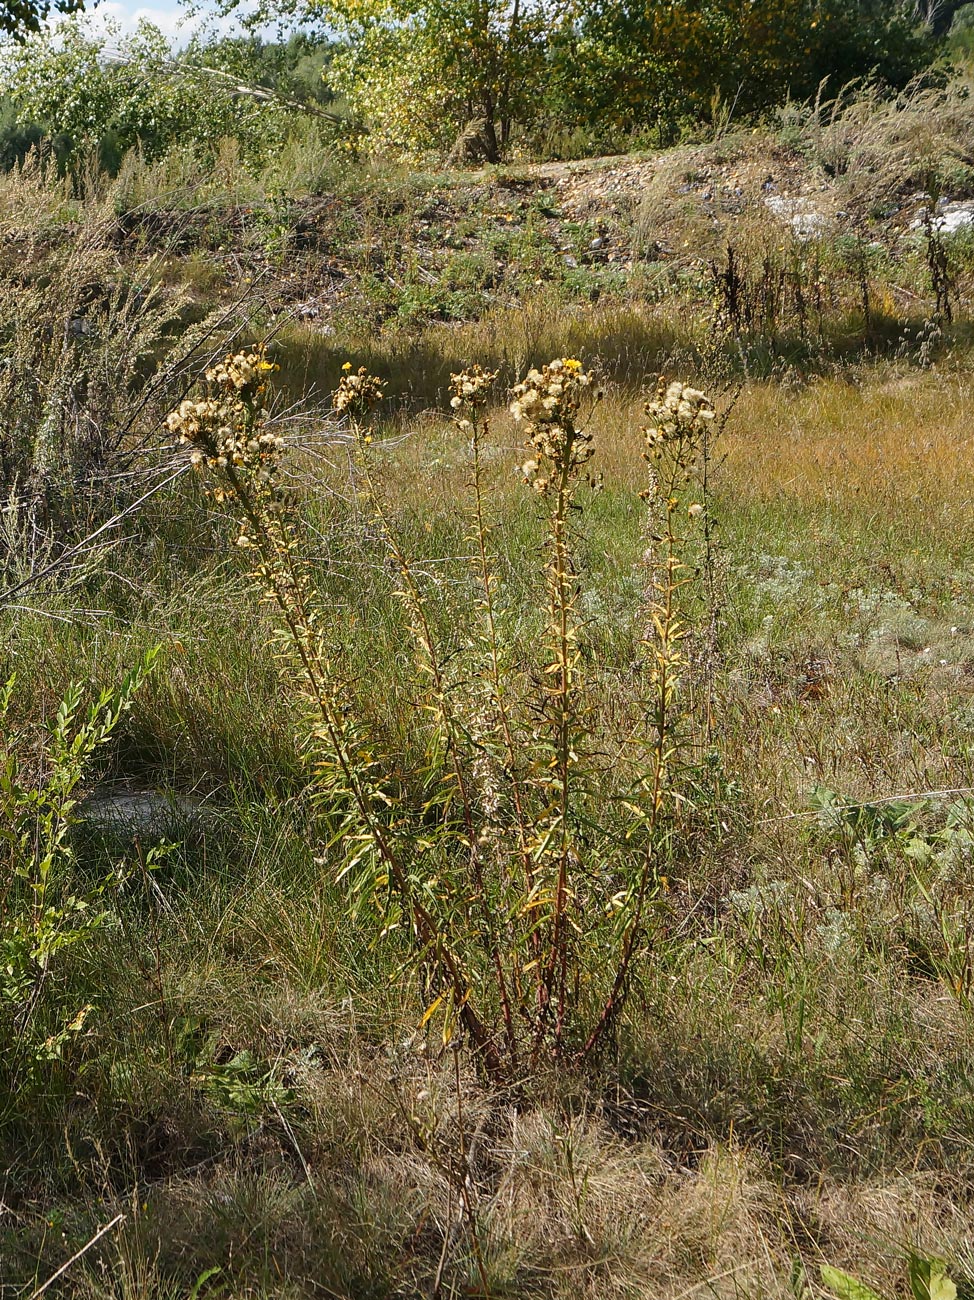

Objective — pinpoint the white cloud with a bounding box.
[74,0,269,46]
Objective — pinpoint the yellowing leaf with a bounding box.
[420,995,444,1027]
[820,1265,885,1300]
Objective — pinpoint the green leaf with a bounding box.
[187,1266,222,1300]
[820,1265,885,1300]
[908,1254,957,1300]
[929,1271,958,1300]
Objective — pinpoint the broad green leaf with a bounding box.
[908,1254,957,1300]
[929,1269,958,1300]
[820,1264,885,1300]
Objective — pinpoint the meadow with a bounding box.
[7,102,974,1299]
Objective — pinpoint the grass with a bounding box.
[11,107,974,1297]
[6,357,974,1296]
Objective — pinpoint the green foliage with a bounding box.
[0,0,80,39]
[0,650,159,1096]
[821,1266,886,1300]
[947,2,974,57]
[0,96,44,170]
[324,0,554,160]
[909,1254,958,1300]
[1,19,293,167]
[210,0,935,159]
[183,30,334,101]
[821,1257,958,1300]
[553,0,934,144]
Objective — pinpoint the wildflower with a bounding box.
[165,347,284,482]
[641,378,716,462]
[449,364,497,413]
[511,357,596,494]
[204,346,276,398]
[334,365,385,418]
[688,502,704,518]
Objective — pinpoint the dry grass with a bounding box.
[721,371,974,510]
[33,1038,974,1298]
[799,75,974,208]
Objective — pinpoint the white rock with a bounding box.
[910,201,974,234]
[763,195,830,241]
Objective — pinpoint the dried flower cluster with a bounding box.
[642,380,715,458]
[641,380,716,519]
[170,341,724,1082]
[166,348,281,475]
[450,365,497,411]
[449,365,497,433]
[510,358,596,494]
[205,351,267,393]
[333,363,386,419]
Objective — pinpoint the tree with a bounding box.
[198,0,936,160]
[324,0,559,161]
[554,0,933,142]
[0,0,82,40]
[1,19,294,166]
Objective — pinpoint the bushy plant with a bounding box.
[167,349,721,1080]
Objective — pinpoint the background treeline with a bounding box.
[0,0,966,172]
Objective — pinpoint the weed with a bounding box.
[0,650,160,1115]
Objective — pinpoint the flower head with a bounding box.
[205,347,277,399]
[333,365,386,419]
[511,357,596,495]
[449,364,497,414]
[641,379,715,463]
[166,347,283,479]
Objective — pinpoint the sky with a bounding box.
[74,0,269,44]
